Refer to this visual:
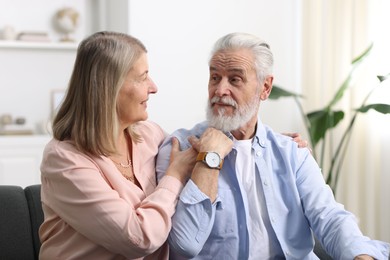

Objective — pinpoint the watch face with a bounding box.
[205,152,220,168]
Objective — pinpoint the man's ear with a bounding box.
[260,76,273,100]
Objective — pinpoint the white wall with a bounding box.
[0,0,94,133]
[126,0,303,134]
[0,0,303,135]
[0,47,76,133]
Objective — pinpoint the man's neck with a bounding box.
[231,117,258,140]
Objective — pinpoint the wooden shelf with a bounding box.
[0,135,51,145]
[0,40,78,50]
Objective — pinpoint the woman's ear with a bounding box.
[260,76,274,100]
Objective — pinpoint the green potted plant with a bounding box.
[269,44,390,192]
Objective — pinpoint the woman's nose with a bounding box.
[148,77,158,94]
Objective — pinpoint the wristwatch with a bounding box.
[196,152,223,170]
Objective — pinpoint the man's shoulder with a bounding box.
[261,124,308,155]
[171,121,208,139]
[259,123,293,144]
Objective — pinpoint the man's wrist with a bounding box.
[196,151,224,170]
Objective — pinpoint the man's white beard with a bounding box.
[206,96,259,132]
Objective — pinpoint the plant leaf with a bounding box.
[377,73,390,82]
[307,110,344,147]
[269,85,303,100]
[356,103,390,114]
[351,43,373,63]
[327,44,373,108]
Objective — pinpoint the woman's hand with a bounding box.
[283,132,312,153]
[283,132,309,148]
[166,137,197,184]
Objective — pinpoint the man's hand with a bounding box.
[187,128,233,202]
[189,127,233,158]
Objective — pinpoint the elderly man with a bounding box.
[156,32,389,260]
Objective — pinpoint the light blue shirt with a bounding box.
[156,120,390,260]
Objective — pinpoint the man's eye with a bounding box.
[210,75,220,82]
[230,77,242,84]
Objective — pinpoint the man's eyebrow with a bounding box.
[228,68,245,74]
[209,66,244,74]
[209,66,218,71]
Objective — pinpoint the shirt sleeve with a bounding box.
[156,135,220,258]
[296,152,390,259]
[156,136,172,183]
[168,180,220,258]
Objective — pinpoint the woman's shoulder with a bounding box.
[136,120,165,134]
[136,120,167,143]
[44,138,75,154]
[43,138,89,163]
[41,138,97,176]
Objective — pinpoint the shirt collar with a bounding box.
[202,119,267,148]
[252,119,267,148]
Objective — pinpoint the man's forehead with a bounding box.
[209,49,255,73]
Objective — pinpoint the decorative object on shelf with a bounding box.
[0,114,34,135]
[0,114,13,125]
[17,31,50,42]
[1,25,17,41]
[53,7,80,42]
[15,117,26,125]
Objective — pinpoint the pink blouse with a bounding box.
[39,121,182,260]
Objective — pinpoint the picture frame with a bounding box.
[51,89,66,119]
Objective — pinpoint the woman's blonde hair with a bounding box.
[52,31,146,157]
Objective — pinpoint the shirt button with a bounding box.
[263,180,268,186]
[256,151,261,157]
[260,140,265,146]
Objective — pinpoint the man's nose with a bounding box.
[214,79,230,96]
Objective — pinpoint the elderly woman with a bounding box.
[39,31,196,259]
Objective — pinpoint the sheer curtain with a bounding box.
[301,0,389,242]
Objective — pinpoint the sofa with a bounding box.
[0,184,43,260]
[0,184,333,259]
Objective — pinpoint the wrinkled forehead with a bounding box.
[209,49,255,73]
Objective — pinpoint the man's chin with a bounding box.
[208,118,237,132]
[213,109,234,118]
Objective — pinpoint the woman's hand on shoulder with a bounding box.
[165,137,197,184]
[283,132,312,153]
[283,132,308,148]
